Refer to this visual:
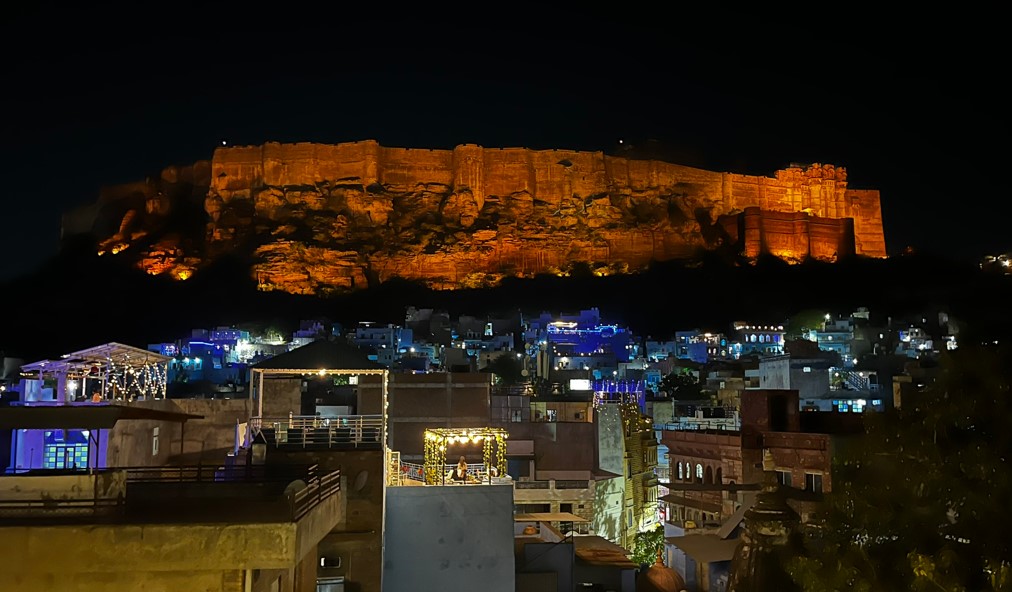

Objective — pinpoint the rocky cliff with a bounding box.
[74,140,886,294]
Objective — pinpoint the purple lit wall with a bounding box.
[9,429,109,472]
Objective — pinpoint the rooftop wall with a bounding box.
[383,484,515,592]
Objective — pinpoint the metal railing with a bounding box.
[125,463,320,483]
[250,415,383,448]
[0,465,340,522]
[0,497,124,518]
[399,462,424,483]
[654,418,741,432]
[290,468,341,520]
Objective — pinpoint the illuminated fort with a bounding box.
[71,140,887,294]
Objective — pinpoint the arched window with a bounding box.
[696,463,703,482]
[716,467,723,484]
[685,462,691,481]
[751,334,757,343]
[678,462,684,480]
[704,465,713,485]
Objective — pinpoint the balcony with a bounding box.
[0,463,340,525]
[250,415,382,449]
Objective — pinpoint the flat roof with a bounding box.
[573,535,637,568]
[665,534,740,564]
[0,404,203,429]
[22,342,171,375]
[251,340,385,371]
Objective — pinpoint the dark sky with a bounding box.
[1,9,1005,280]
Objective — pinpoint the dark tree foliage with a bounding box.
[485,355,525,386]
[659,372,703,399]
[788,344,1012,592]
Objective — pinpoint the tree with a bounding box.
[786,309,830,340]
[630,524,665,566]
[788,345,1012,592]
[485,354,525,386]
[659,372,703,399]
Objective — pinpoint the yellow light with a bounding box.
[318,369,326,376]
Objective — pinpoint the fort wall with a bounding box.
[91,140,888,293]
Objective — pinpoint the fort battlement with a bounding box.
[83,140,886,293]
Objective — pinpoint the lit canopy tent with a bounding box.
[248,339,388,417]
[423,427,508,485]
[21,342,171,402]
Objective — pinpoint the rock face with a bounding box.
[74,141,887,294]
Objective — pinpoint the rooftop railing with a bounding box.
[0,464,340,523]
[250,415,383,448]
[654,418,741,432]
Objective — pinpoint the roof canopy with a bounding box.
[0,404,203,430]
[250,340,385,372]
[665,534,741,564]
[21,342,171,376]
[573,536,638,568]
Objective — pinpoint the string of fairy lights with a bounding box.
[100,360,168,400]
[422,427,508,485]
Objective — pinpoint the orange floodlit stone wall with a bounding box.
[83,141,886,293]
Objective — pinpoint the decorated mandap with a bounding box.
[423,427,508,485]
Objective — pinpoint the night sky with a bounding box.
[1,10,1005,281]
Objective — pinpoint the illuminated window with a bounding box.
[696,464,703,481]
[43,430,89,469]
[678,462,684,480]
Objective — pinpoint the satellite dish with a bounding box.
[284,479,308,497]
[354,470,369,491]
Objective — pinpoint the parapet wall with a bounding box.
[211,141,727,207]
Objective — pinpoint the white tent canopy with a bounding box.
[21,342,170,402]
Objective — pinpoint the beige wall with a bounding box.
[267,448,385,592]
[261,378,302,418]
[105,399,251,467]
[0,490,341,592]
[0,471,124,501]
